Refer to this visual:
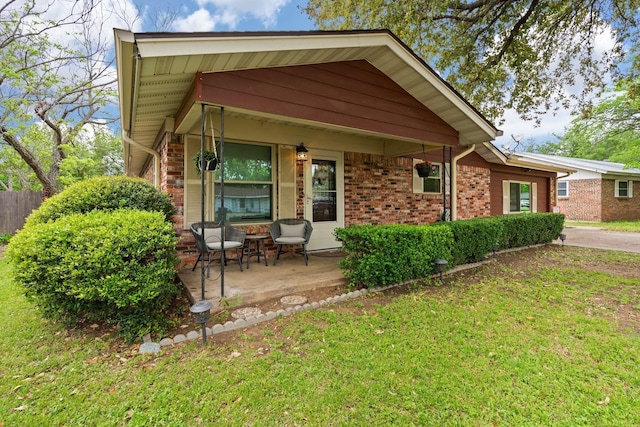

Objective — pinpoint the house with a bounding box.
[511,153,640,222]
[113,29,570,266]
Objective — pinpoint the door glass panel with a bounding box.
[312,159,337,222]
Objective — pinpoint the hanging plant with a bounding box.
[414,160,433,178]
[193,151,218,173]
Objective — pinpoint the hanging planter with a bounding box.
[193,151,219,174]
[414,161,433,178]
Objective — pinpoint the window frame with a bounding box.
[557,181,569,198]
[615,180,633,198]
[502,180,537,214]
[412,159,442,194]
[212,141,275,224]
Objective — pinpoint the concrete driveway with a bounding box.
[554,226,640,253]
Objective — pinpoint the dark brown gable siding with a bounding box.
[198,60,459,146]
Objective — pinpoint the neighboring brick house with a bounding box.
[114,30,569,266]
[512,153,640,222]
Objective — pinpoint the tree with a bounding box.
[533,83,640,168]
[0,0,124,196]
[304,0,640,124]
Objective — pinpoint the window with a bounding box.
[615,180,633,198]
[213,142,273,223]
[503,180,537,214]
[412,160,442,194]
[557,181,568,198]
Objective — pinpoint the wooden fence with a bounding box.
[0,191,43,234]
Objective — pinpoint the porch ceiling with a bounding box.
[115,29,502,177]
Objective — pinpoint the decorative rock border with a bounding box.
[142,246,541,353]
[145,287,375,352]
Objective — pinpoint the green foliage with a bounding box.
[336,213,564,288]
[26,176,176,226]
[6,209,179,342]
[0,233,11,245]
[335,224,453,288]
[304,0,638,123]
[534,86,640,169]
[499,213,565,249]
[436,217,504,265]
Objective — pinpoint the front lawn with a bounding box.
[566,220,640,233]
[1,246,639,426]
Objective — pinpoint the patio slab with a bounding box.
[177,251,348,311]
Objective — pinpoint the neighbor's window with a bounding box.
[214,142,273,223]
[615,180,633,198]
[413,161,442,194]
[557,181,568,198]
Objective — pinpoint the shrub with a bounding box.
[499,213,565,249]
[335,224,453,288]
[25,176,176,226]
[0,233,11,245]
[436,217,504,265]
[7,209,179,342]
[335,213,565,289]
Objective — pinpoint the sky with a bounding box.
[128,0,614,150]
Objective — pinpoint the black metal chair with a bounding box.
[269,218,313,266]
[191,221,246,277]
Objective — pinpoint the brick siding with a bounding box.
[344,152,444,225]
[556,179,602,221]
[455,164,491,219]
[601,179,640,222]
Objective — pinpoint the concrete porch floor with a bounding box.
[177,251,349,310]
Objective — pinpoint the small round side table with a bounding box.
[244,234,269,269]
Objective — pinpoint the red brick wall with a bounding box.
[601,179,640,221]
[557,179,601,221]
[456,164,491,219]
[344,152,444,225]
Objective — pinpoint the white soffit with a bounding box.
[117,30,501,175]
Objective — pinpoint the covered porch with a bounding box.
[177,251,348,309]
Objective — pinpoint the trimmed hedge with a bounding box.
[435,216,504,266]
[7,209,179,342]
[335,224,453,287]
[335,213,565,288]
[25,176,176,226]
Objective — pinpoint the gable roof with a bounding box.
[512,153,640,177]
[114,29,502,176]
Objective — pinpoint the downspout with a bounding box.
[451,144,476,221]
[123,134,160,188]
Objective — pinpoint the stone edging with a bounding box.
[141,244,544,353]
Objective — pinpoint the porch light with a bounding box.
[559,233,566,246]
[296,143,309,161]
[435,259,448,283]
[190,300,213,344]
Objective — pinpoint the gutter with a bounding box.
[451,144,475,221]
[123,134,160,188]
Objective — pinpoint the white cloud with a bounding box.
[177,0,291,30]
[174,8,217,32]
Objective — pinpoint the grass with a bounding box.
[1,247,639,426]
[566,220,640,233]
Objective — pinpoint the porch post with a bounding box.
[200,103,206,300]
[220,106,225,297]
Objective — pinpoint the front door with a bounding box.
[304,149,344,251]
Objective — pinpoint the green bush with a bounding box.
[7,209,179,342]
[335,213,565,289]
[499,213,565,249]
[437,217,504,265]
[335,224,453,288]
[25,176,176,226]
[0,233,11,245]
